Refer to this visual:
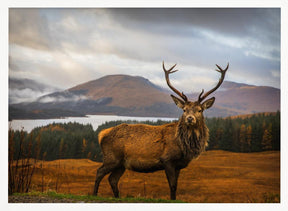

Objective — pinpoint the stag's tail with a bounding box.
[98,127,113,145]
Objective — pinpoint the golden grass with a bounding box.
[30,150,280,203]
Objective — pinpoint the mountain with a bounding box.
[9,75,280,120]
[212,81,280,114]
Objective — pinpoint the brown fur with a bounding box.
[98,128,113,144]
[176,115,209,158]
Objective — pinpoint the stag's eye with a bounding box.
[183,108,187,112]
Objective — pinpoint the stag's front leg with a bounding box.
[164,163,180,200]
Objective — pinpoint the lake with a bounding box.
[9,115,177,133]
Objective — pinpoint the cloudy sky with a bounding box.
[9,8,280,102]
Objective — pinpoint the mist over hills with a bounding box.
[9,78,60,104]
[9,75,280,120]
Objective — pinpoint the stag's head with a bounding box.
[163,62,229,127]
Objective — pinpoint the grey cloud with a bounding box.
[9,8,280,56]
[9,8,280,94]
[10,8,280,64]
[9,8,51,50]
[105,8,279,39]
[103,8,280,65]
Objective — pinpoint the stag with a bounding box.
[93,62,229,200]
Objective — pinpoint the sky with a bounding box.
[9,8,281,103]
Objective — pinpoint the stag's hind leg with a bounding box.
[93,163,119,196]
[108,166,125,198]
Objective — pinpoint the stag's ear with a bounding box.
[171,95,185,109]
[202,97,215,110]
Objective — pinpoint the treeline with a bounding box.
[9,112,280,163]
[9,120,170,162]
[206,111,280,152]
[10,123,101,162]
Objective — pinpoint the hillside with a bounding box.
[69,74,171,107]
[9,75,280,119]
[213,81,280,114]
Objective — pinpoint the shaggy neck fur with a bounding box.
[176,116,209,158]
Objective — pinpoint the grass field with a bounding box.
[30,150,280,203]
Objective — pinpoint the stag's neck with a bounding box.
[176,118,209,159]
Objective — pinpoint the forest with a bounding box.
[206,112,280,152]
[9,112,280,162]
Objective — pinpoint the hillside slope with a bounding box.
[68,74,171,107]
[213,81,280,114]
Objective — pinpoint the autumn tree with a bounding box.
[262,123,273,151]
[246,125,252,152]
[239,124,246,152]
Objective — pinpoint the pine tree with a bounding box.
[262,123,273,151]
[82,138,87,153]
[246,125,252,152]
[59,138,65,159]
[239,124,246,152]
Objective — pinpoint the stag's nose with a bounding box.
[187,116,196,123]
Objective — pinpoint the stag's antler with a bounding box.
[163,61,188,102]
[198,63,229,102]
